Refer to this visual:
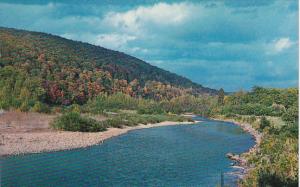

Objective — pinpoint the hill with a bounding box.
[0,27,217,106]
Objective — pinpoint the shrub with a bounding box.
[84,93,139,114]
[259,116,270,132]
[282,106,298,125]
[102,118,124,128]
[20,101,30,112]
[70,104,81,113]
[51,112,106,132]
[249,115,257,123]
[137,102,165,114]
[31,101,50,113]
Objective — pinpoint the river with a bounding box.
[1,116,255,186]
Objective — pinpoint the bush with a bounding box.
[257,170,298,187]
[20,101,30,112]
[259,116,270,132]
[249,115,257,123]
[31,101,50,113]
[243,135,298,186]
[282,106,298,125]
[137,102,165,114]
[70,104,81,113]
[84,93,139,114]
[102,117,125,128]
[51,112,106,132]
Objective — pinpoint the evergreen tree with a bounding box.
[218,88,225,105]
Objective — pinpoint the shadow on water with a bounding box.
[1,117,255,187]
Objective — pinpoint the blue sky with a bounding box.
[0,0,298,91]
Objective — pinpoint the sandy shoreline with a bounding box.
[1,121,195,157]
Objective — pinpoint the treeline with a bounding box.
[0,65,216,111]
[218,86,298,126]
[83,92,217,116]
[1,67,298,126]
[0,64,217,116]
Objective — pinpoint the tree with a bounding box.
[259,116,270,132]
[218,88,225,105]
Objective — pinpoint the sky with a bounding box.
[0,0,298,91]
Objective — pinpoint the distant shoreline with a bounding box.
[1,121,196,157]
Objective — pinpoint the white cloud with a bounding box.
[94,33,136,49]
[274,37,292,52]
[103,2,197,34]
[60,32,151,56]
[265,37,294,55]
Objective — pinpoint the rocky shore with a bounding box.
[213,117,262,179]
[1,121,195,157]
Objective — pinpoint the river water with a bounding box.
[1,116,255,186]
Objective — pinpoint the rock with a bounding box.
[226,152,234,159]
[226,152,241,162]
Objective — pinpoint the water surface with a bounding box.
[1,117,255,186]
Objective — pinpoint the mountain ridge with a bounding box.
[0,27,217,105]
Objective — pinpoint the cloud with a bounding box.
[265,37,295,55]
[0,0,298,91]
[274,38,292,52]
[61,33,135,49]
[94,33,136,49]
[103,2,197,35]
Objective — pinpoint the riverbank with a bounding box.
[212,116,262,180]
[1,120,195,157]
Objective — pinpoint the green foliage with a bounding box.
[137,101,164,114]
[217,88,225,105]
[257,170,298,187]
[243,135,298,187]
[84,93,217,117]
[282,106,298,125]
[221,103,276,116]
[228,115,299,187]
[219,114,298,187]
[51,112,106,132]
[0,66,48,111]
[259,116,270,132]
[19,101,30,112]
[31,101,50,113]
[84,93,139,114]
[221,87,298,118]
[52,112,191,132]
[69,104,81,113]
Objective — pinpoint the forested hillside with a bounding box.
[0,27,216,108]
